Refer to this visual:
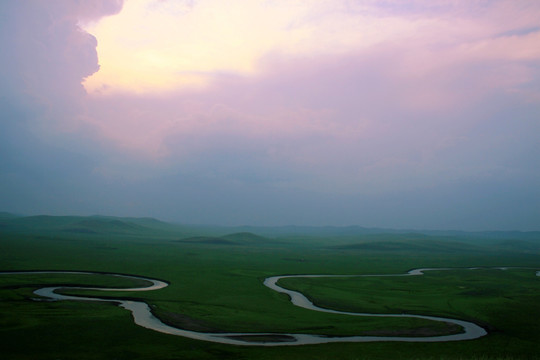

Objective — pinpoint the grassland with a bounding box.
[0,214,539,359]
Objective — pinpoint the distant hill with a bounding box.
[0,211,21,220]
[221,232,267,243]
[177,232,270,246]
[1,213,538,247]
[176,236,238,245]
[0,215,151,235]
[0,214,196,238]
[8,215,84,230]
[208,224,539,242]
[333,237,481,253]
[63,219,147,235]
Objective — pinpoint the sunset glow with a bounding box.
[82,0,313,94]
[81,0,426,95]
[2,0,540,230]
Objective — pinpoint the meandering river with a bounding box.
[2,268,538,346]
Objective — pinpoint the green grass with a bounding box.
[1,220,539,360]
[278,268,540,336]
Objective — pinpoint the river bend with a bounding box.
[2,268,538,346]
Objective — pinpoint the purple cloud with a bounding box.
[1,0,539,230]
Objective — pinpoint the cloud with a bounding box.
[81,12,540,193]
[0,0,539,230]
[0,1,125,213]
[1,1,122,95]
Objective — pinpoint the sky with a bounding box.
[1,0,539,231]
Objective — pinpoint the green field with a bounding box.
[1,214,539,359]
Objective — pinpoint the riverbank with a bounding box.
[5,267,537,346]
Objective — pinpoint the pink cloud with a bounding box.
[19,0,535,194]
[2,0,539,229]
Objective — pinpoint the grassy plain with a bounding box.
[0,215,539,359]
